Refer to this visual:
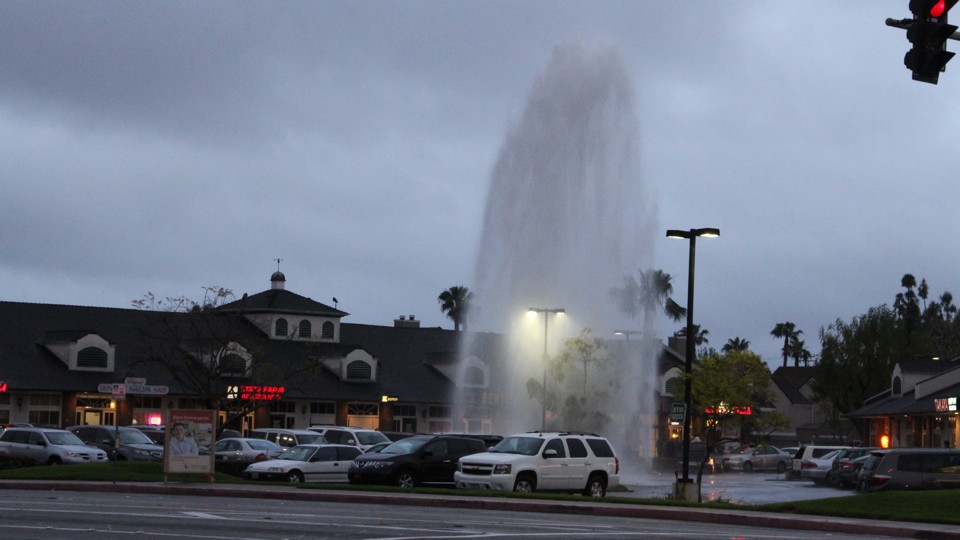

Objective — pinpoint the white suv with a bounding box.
[454,431,620,497]
[0,427,108,465]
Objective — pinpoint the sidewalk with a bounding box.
[1,479,958,539]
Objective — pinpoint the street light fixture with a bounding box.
[613,330,642,340]
[665,227,719,487]
[529,307,565,431]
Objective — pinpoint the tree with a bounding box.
[676,324,709,349]
[438,285,473,332]
[609,268,686,327]
[526,328,611,432]
[722,337,750,353]
[131,287,323,435]
[788,335,812,367]
[674,349,775,500]
[770,322,802,368]
[812,306,907,417]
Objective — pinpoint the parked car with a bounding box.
[307,426,390,451]
[437,433,504,450]
[380,431,419,441]
[212,437,283,463]
[858,448,960,492]
[349,434,487,487]
[792,445,848,473]
[0,427,108,465]
[799,449,843,484]
[454,431,620,497]
[828,447,880,487]
[68,425,163,461]
[722,445,792,473]
[250,428,327,450]
[243,444,362,483]
[128,425,166,445]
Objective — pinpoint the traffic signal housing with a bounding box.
[905,0,959,84]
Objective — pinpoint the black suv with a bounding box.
[68,425,164,461]
[348,434,486,487]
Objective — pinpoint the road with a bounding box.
[0,489,903,539]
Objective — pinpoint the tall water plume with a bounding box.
[469,43,658,468]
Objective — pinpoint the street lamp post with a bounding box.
[529,307,565,431]
[665,227,719,487]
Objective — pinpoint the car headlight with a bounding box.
[134,449,150,456]
[65,451,80,457]
[493,464,512,475]
[268,467,286,473]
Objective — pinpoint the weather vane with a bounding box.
[274,258,283,272]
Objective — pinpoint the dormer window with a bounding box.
[893,376,902,396]
[214,342,252,378]
[44,332,115,372]
[322,321,335,340]
[275,318,288,337]
[298,320,312,338]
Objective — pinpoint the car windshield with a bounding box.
[247,440,281,452]
[380,437,428,454]
[119,429,154,445]
[356,431,390,445]
[489,436,545,456]
[277,445,316,461]
[45,431,85,446]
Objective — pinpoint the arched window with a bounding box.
[275,318,288,337]
[321,321,335,339]
[77,347,108,368]
[665,377,681,396]
[892,376,902,396]
[346,360,372,380]
[298,320,312,338]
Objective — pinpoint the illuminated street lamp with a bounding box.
[529,307,565,431]
[613,330,642,340]
[665,227,719,486]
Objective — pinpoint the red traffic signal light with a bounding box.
[905,0,959,83]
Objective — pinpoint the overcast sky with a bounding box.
[2,1,958,367]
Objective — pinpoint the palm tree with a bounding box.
[676,324,709,345]
[609,268,686,327]
[722,337,750,353]
[770,322,802,368]
[437,285,473,332]
[788,335,812,367]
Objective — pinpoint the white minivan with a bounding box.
[250,428,326,450]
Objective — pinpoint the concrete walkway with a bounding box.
[1,479,957,539]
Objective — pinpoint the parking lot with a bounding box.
[614,469,857,505]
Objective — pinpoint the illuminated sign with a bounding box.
[0,381,7,392]
[381,395,399,403]
[704,403,752,416]
[226,385,285,401]
[934,396,957,412]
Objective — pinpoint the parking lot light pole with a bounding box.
[666,227,719,486]
[529,307,565,431]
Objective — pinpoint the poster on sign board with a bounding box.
[163,409,214,476]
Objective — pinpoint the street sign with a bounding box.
[126,384,169,395]
[670,402,687,423]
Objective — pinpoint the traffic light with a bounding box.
[905,0,959,84]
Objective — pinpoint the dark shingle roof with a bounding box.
[771,366,816,405]
[217,289,348,318]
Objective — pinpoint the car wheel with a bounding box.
[287,470,304,484]
[395,470,416,488]
[583,474,606,497]
[117,454,127,461]
[743,461,753,473]
[776,461,786,474]
[47,456,62,466]
[513,474,536,493]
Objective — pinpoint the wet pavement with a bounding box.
[614,469,857,504]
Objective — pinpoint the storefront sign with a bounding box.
[704,403,752,415]
[934,396,957,412]
[381,395,399,403]
[226,385,285,401]
[669,402,686,422]
[0,381,7,392]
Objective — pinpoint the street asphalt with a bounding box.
[0,479,957,539]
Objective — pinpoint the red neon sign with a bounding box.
[228,385,285,401]
[704,405,752,416]
[0,381,7,392]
